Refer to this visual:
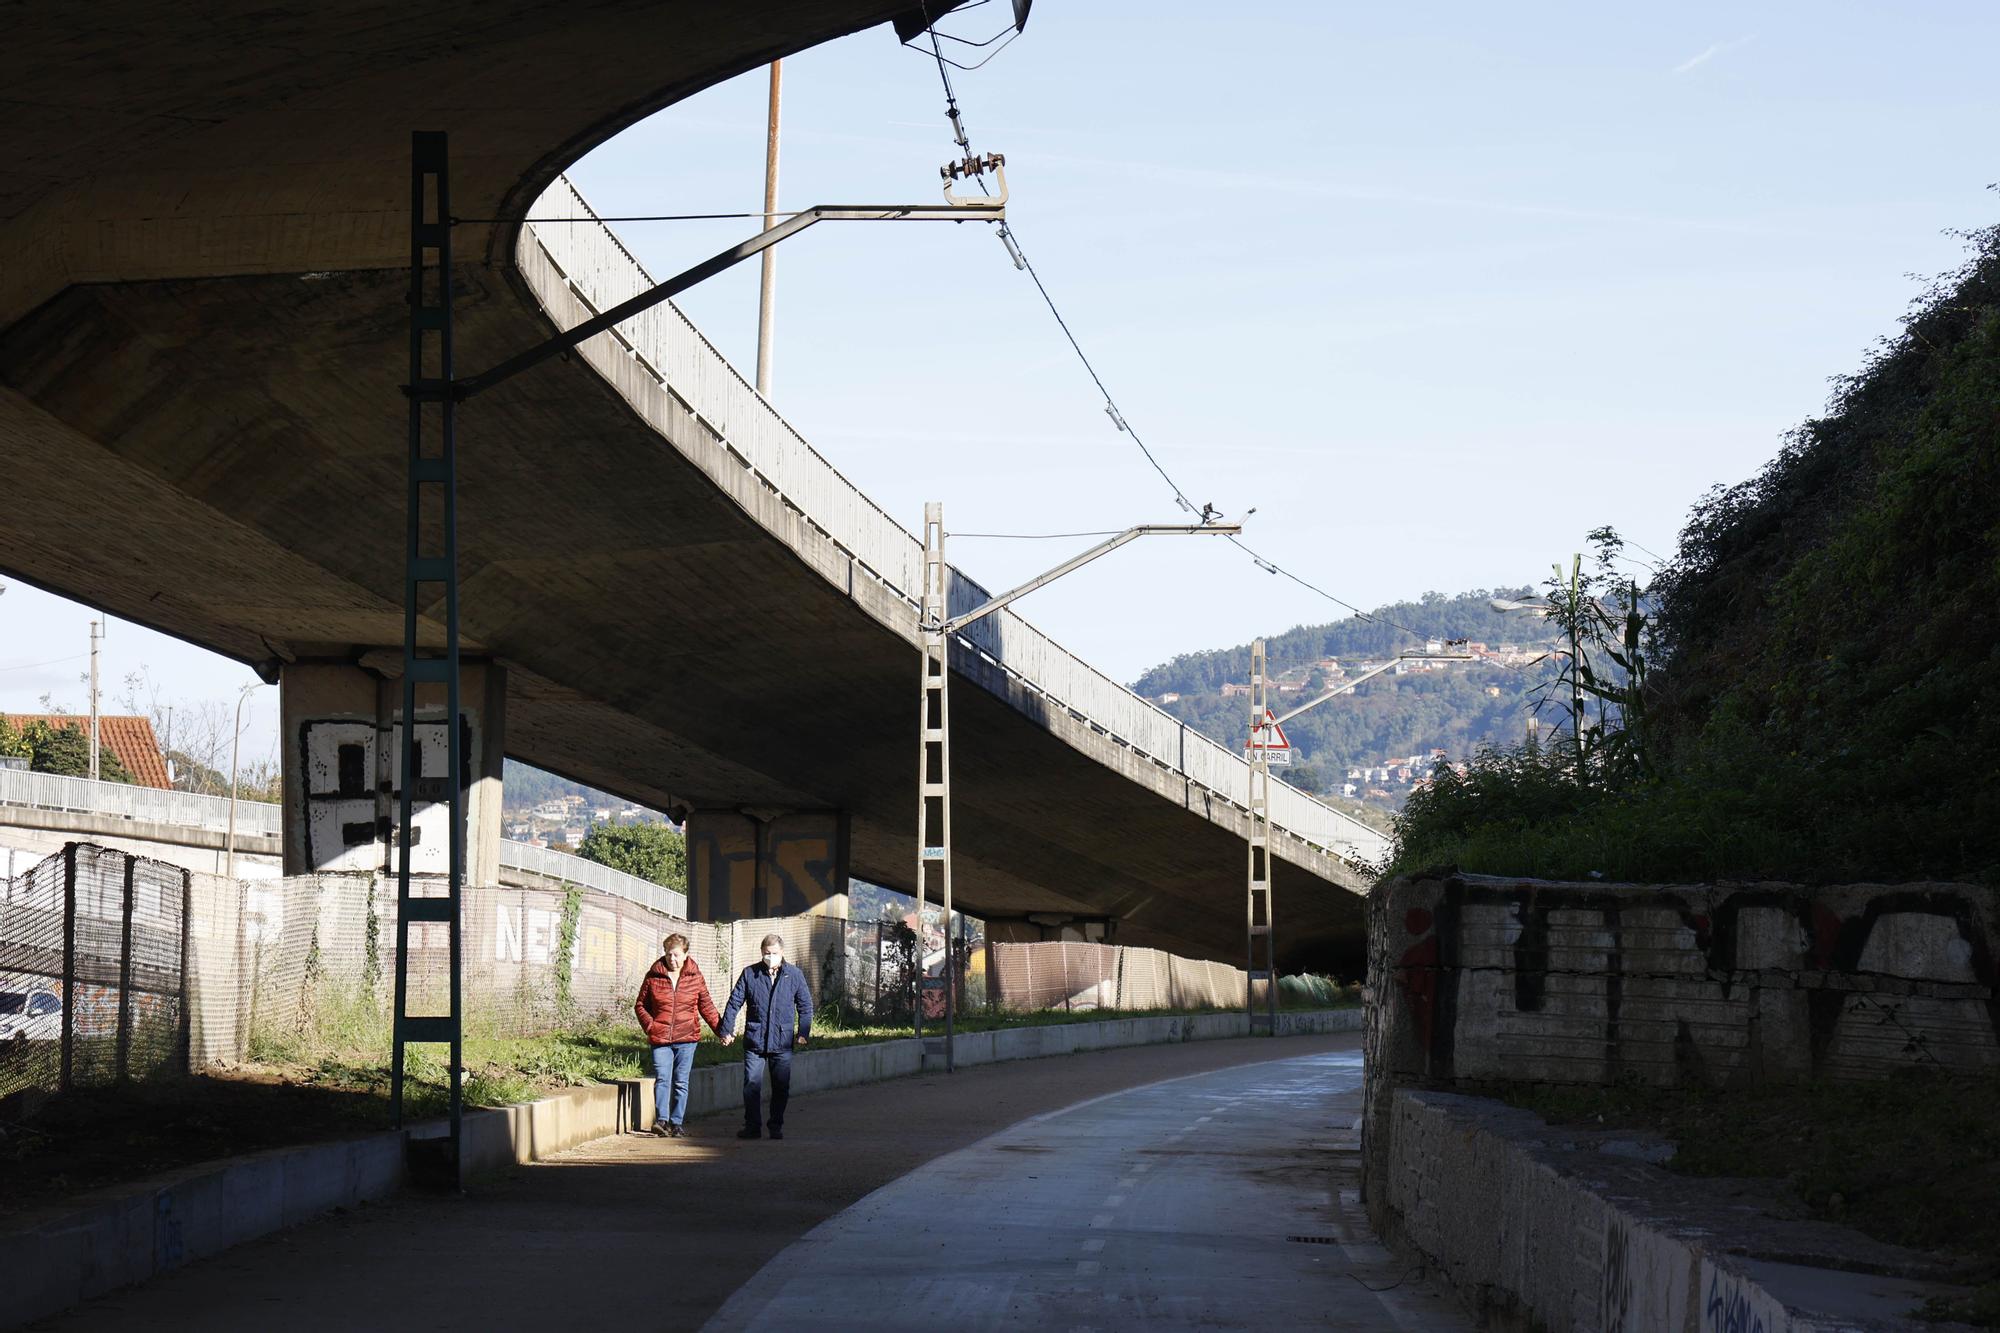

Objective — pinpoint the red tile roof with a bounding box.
[3,714,173,789]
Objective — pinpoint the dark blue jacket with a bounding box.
[721,961,814,1053]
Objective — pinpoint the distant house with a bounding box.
[3,713,172,788]
[1220,682,1251,698]
[1157,691,1181,704]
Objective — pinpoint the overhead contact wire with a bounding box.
[913,12,1455,649]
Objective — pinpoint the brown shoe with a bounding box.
[669,1124,686,1138]
[651,1122,672,1138]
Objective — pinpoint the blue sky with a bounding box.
[6,1,1997,761]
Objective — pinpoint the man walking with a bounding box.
[720,933,813,1140]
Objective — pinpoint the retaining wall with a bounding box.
[2,1007,1357,1329]
[1372,1087,1964,1331]
[1360,872,1997,1329]
[1365,873,2000,1182]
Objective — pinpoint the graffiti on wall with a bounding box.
[299,714,474,875]
[686,811,843,921]
[1380,878,2000,1086]
[688,811,758,922]
[1600,1215,1633,1332]
[1699,1260,1783,1333]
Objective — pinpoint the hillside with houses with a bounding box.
[1132,589,1564,814]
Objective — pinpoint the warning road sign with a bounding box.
[1245,709,1293,765]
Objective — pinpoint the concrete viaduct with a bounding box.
[2,2,1383,968]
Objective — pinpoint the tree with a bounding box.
[577,821,687,891]
[1287,764,1326,795]
[0,716,27,761]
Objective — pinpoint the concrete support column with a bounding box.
[987,915,1112,944]
[279,660,506,884]
[685,809,848,922]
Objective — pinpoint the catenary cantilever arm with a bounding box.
[942,523,1241,634]
[455,201,1006,400]
[1266,651,1474,729]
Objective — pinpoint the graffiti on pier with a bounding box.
[686,811,844,920]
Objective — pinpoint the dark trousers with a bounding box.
[742,1048,792,1129]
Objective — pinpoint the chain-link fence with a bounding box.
[0,844,191,1100]
[987,941,1247,1013]
[5,844,1293,1105]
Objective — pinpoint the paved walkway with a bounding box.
[705,1049,1467,1330]
[33,1034,1464,1331]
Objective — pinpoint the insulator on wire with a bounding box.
[1105,403,1129,433]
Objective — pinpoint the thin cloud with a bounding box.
[1673,34,1756,75]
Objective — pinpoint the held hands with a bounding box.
[719,1033,734,1046]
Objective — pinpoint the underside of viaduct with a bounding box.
[1,2,1373,969]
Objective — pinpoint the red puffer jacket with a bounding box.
[634,955,722,1046]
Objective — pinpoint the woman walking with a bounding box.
[634,933,724,1138]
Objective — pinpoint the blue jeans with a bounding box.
[650,1042,695,1127]
[742,1048,792,1130]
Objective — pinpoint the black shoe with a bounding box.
[736,1126,762,1140]
[669,1124,687,1138]
[768,1125,784,1140]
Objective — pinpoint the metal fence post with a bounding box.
[115,854,136,1082]
[59,842,76,1092]
[178,868,194,1072]
[984,932,997,1013]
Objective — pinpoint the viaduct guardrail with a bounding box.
[0,768,685,917]
[521,177,1390,874]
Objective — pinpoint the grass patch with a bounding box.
[1501,1073,2000,1324]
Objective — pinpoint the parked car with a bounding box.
[0,987,62,1048]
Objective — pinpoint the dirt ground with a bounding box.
[1,1068,391,1215]
[30,1032,1359,1332]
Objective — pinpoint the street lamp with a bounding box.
[225,681,262,879]
[914,505,1241,1069]
[1241,642,1472,1030]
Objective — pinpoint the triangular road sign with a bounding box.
[1247,708,1291,751]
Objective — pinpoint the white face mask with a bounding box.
[763,950,783,971]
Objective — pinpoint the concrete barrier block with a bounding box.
[353,1132,404,1201]
[89,1190,154,1296]
[216,1153,284,1252]
[3,1218,74,1329]
[154,1170,214,1270]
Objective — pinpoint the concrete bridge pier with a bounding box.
[278,660,507,885]
[686,809,849,922]
[986,915,1115,945]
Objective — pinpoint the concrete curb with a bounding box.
[0,1008,1359,1330]
[1369,1087,1969,1332]
[620,1008,1362,1129]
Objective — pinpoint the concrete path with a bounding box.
[30,1035,1461,1331]
[704,1050,1469,1330]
